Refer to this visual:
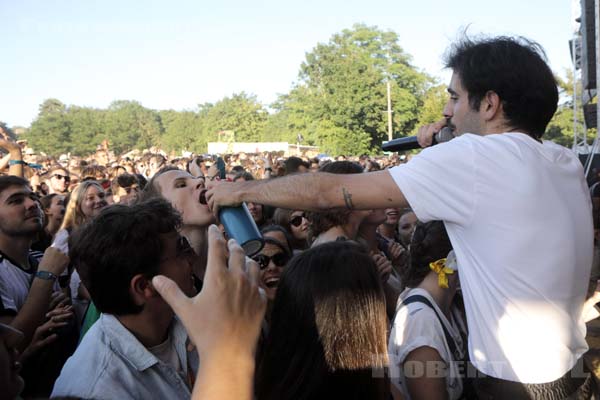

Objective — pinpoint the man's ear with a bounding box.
[481,90,503,122]
[130,274,157,306]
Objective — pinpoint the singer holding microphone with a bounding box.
[206,36,594,399]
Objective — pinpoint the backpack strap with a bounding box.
[402,294,460,360]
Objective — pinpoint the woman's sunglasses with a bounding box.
[252,253,289,270]
[290,214,306,227]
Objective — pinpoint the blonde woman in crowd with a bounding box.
[53,181,109,328]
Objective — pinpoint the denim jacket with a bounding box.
[52,313,199,400]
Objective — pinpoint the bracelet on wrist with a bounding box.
[35,270,57,281]
[8,160,27,166]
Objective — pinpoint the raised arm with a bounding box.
[206,169,408,215]
[0,137,25,178]
[0,248,69,351]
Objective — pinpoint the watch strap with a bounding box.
[35,270,57,281]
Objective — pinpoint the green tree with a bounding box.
[315,120,371,155]
[271,24,430,154]
[103,100,164,154]
[263,86,318,144]
[413,84,448,131]
[546,71,596,147]
[68,106,106,155]
[159,110,204,154]
[200,93,268,144]
[26,99,72,156]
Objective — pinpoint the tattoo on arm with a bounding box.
[342,187,354,209]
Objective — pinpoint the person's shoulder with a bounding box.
[53,334,112,398]
[393,289,439,329]
[390,289,449,363]
[0,250,31,275]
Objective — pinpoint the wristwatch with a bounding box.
[35,270,57,281]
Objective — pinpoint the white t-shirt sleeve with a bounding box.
[391,305,450,366]
[388,136,477,226]
[0,279,17,314]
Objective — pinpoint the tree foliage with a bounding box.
[413,84,448,132]
[268,23,431,154]
[545,71,596,147]
[26,99,72,156]
[199,92,268,143]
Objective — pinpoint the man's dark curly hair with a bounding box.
[444,36,558,139]
[70,198,182,315]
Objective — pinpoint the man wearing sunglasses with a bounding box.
[52,198,199,399]
[45,167,70,195]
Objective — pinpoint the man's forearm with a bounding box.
[238,173,342,211]
[9,247,68,350]
[8,149,24,178]
[10,277,55,350]
[209,169,407,212]
[0,153,10,171]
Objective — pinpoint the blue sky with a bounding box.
[1,0,577,127]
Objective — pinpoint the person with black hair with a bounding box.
[283,156,309,175]
[207,35,594,397]
[255,241,389,400]
[111,173,140,205]
[247,201,271,230]
[254,226,292,303]
[233,171,255,182]
[272,208,310,254]
[389,221,467,400]
[52,198,198,399]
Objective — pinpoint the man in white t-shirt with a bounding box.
[206,36,595,398]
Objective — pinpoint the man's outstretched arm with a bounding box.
[206,169,408,215]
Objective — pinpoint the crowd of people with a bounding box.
[1,35,600,400]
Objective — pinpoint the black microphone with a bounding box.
[382,126,455,152]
